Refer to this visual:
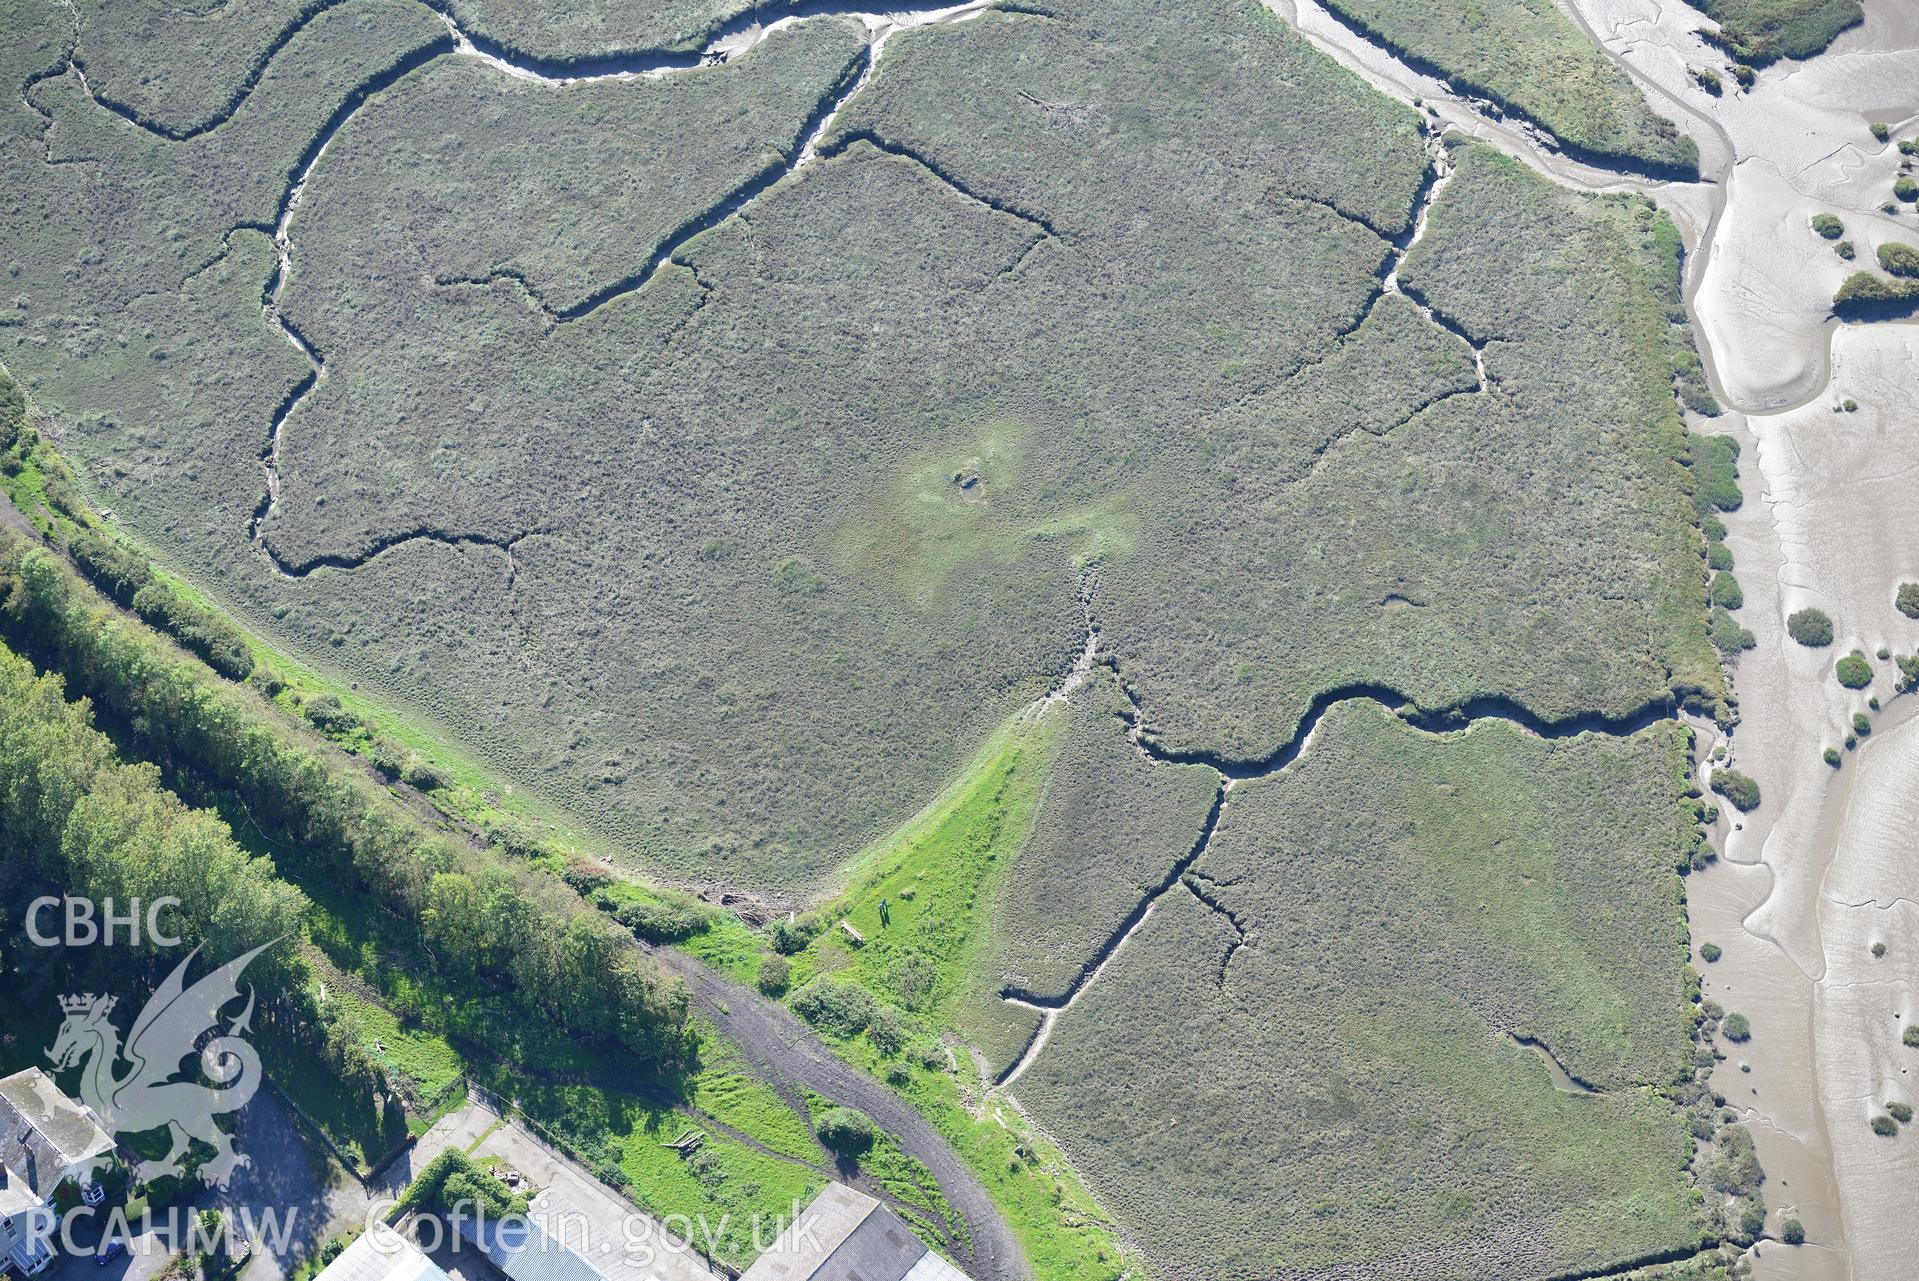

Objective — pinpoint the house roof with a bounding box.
[739,1183,971,1281]
[316,1232,453,1281]
[0,1069,114,1210]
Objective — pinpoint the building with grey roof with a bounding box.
[0,1068,115,1277]
[740,1184,970,1281]
[315,1231,456,1281]
[458,1215,612,1281]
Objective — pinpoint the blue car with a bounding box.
[95,1240,127,1267]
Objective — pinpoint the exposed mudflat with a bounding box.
[1719,325,1919,1281]
[1575,0,1919,411]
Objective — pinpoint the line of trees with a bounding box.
[0,532,690,1065]
[0,637,409,1133]
[0,641,308,995]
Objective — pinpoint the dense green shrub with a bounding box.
[1823,747,1842,767]
[397,1150,529,1217]
[130,583,254,680]
[66,529,153,606]
[1707,543,1734,571]
[1786,607,1833,646]
[1890,1102,1914,1124]
[791,978,877,1038]
[1707,1123,1763,1195]
[1691,435,1743,512]
[1836,240,1856,260]
[1836,651,1873,688]
[1686,0,1861,62]
[1881,242,1919,278]
[1872,1115,1898,1137]
[757,953,790,996]
[769,914,822,955]
[1896,583,1919,618]
[868,1004,910,1057]
[1853,712,1872,736]
[1897,176,1918,203]
[367,738,408,779]
[1692,67,1722,94]
[0,378,23,453]
[1782,1217,1805,1245]
[1835,272,1919,306]
[1711,768,1762,812]
[612,893,711,944]
[1700,942,1722,962]
[402,760,451,791]
[301,693,361,734]
[1710,573,1744,611]
[1722,1011,1750,1041]
[1710,608,1755,654]
[1813,216,1847,248]
[560,857,614,895]
[1904,1025,1919,1047]
[815,1107,875,1154]
[1872,122,1891,142]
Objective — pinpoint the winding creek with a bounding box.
[26,0,1919,1274]
[994,585,1686,1090]
[39,0,1009,575]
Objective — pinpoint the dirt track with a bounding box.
[642,944,1031,1281]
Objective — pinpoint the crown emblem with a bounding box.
[60,994,114,1016]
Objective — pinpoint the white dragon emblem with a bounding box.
[47,943,274,1189]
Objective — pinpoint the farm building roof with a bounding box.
[739,1183,970,1281]
[315,1232,453,1281]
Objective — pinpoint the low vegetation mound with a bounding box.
[1018,702,1703,1280]
[1319,0,1699,175]
[1880,242,1919,278]
[1787,606,1834,646]
[815,1106,876,1155]
[1835,650,1874,688]
[1681,0,1863,62]
[1898,582,1919,618]
[1711,768,1762,812]
[1834,271,1919,315]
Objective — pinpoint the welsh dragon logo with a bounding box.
[47,943,275,1189]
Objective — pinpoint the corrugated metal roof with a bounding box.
[316,1232,453,1281]
[898,1254,969,1281]
[737,1183,973,1281]
[460,1215,612,1281]
[812,1199,927,1281]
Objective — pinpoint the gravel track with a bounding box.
[642,944,1030,1281]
